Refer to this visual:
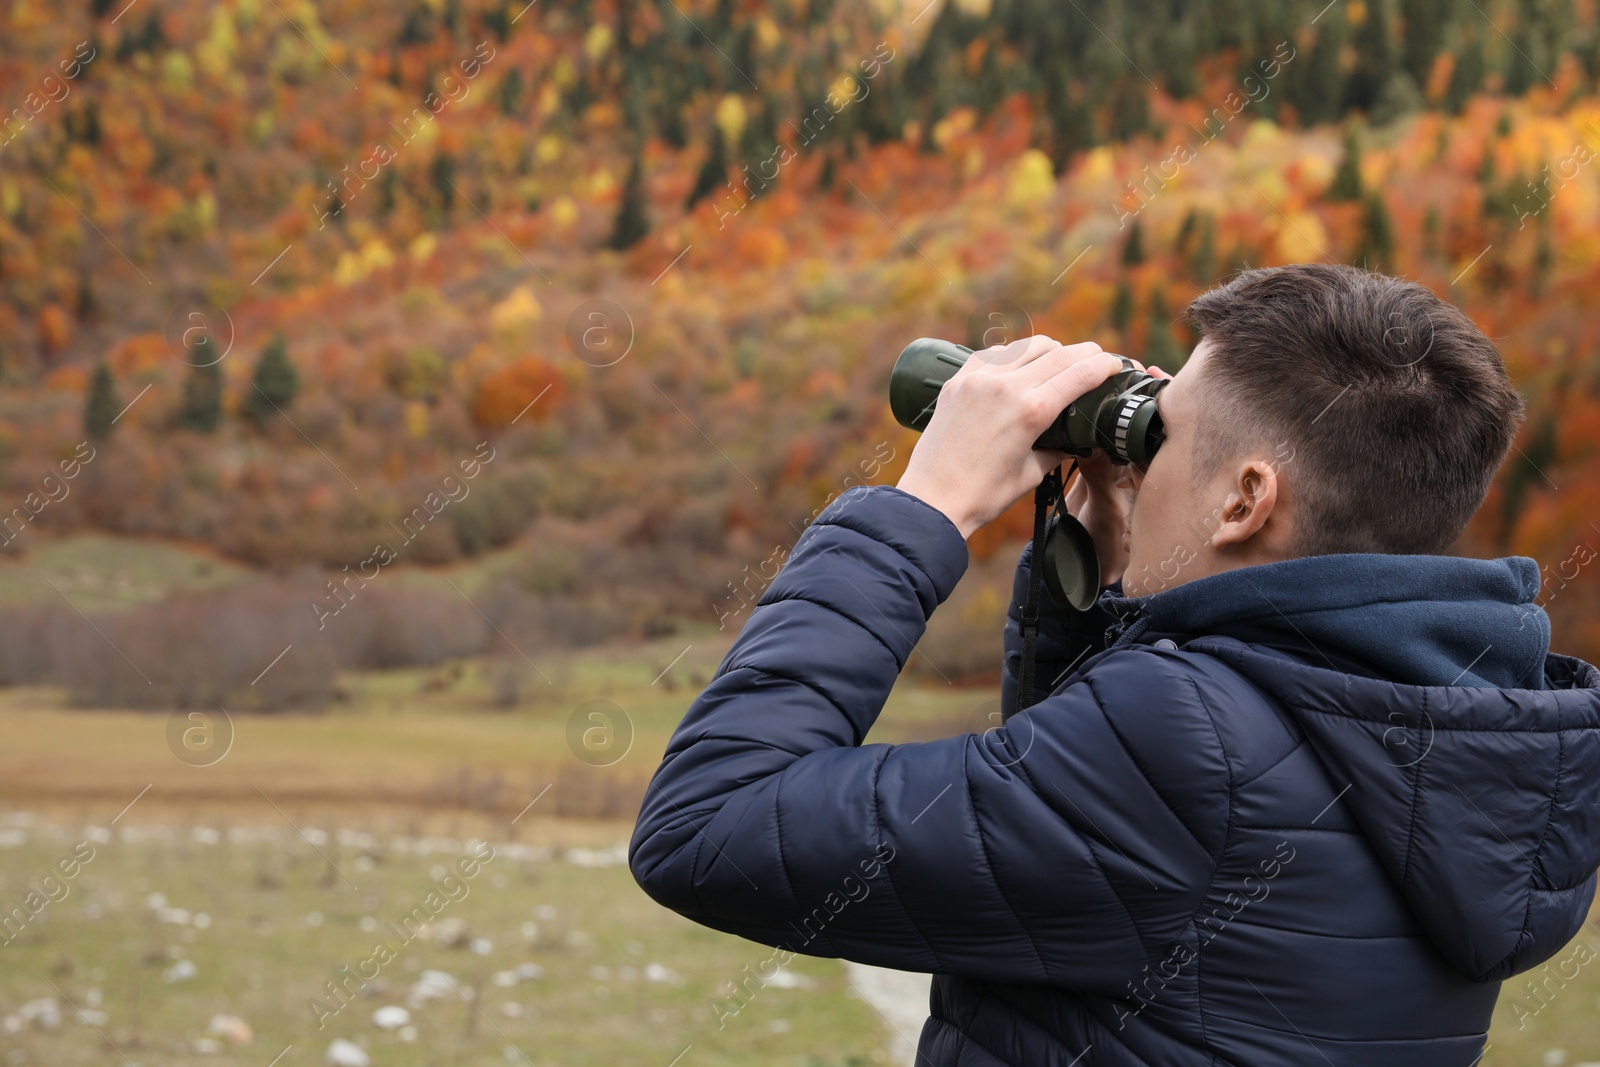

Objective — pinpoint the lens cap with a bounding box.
[1040,510,1102,612]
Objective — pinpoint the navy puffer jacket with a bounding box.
[629,484,1600,1065]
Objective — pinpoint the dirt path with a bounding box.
[843,962,932,1065]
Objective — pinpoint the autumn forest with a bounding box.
[1,0,1600,703]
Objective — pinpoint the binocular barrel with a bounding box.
[888,338,1167,467]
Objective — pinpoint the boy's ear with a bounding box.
[1210,458,1280,550]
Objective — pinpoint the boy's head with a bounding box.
[1121,263,1526,597]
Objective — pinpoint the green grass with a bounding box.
[1,617,1593,1063]
[0,532,542,614]
[0,625,979,817]
[0,535,248,612]
[0,817,889,1066]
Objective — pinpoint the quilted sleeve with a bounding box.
[628,484,1228,992]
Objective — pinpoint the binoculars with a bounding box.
[889,337,1170,610]
[889,338,1168,466]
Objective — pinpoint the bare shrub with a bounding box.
[60,581,340,711]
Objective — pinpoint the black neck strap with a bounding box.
[1017,463,1067,714]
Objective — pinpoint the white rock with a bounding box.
[514,963,543,981]
[157,907,191,925]
[1546,1053,1568,1067]
[398,1025,417,1042]
[163,959,198,983]
[407,969,459,1005]
[491,971,518,988]
[20,998,61,1029]
[359,916,378,933]
[76,1008,108,1026]
[194,1037,222,1054]
[565,844,628,868]
[193,912,212,930]
[534,905,556,921]
[145,892,167,909]
[208,1013,253,1044]
[765,966,813,989]
[500,1002,523,1017]
[372,1005,411,1030]
[325,1038,370,1067]
[470,937,493,956]
[643,962,682,985]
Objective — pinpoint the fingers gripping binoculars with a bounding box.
[889,338,1169,616]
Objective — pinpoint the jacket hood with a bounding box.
[1099,553,1600,982]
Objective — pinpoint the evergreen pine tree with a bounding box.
[1533,230,1554,296]
[1399,0,1448,86]
[659,76,687,150]
[1328,128,1363,201]
[1356,193,1396,268]
[976,37,1008,118]
[1106,77,1149,142]
[1187,212,1217,284]
[176,350,223,433]
[1110,279,1135,330]
[1175,209,1198,256]
[243,334,299,426]
[1370,71,1425,126]
[1344,0,1395,112]
[1504,18,1543,95]
[1576,26,1600,84]
[1048,83,1095,176]
[1144,289,1185,369]
[498,67,524,116]
[431,153,456,215]
[1293,17,1345,126]
[607,151,650,250]
[1158,20,1200,99]
[84,361,119,438]
[1122,219,1146,267]
[685,127,727,209]
[1422,205,1441,258]
[1445,27,1486,112]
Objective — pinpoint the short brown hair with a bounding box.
[1184,264,1525,556]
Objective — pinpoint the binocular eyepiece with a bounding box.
[888,338,1168,467]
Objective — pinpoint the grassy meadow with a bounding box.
[0,537,1595,1066]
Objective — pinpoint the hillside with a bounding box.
[0,0,1599,669]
